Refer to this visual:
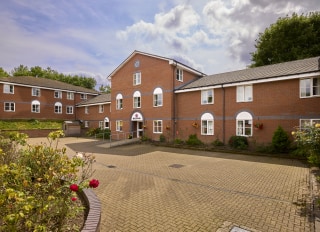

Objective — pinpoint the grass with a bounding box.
[0,120,62,130]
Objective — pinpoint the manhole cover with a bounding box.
[107,165,116,168]
[169,164,184,168]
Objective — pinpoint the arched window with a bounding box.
[153,88,163,107]
[31,100,40,113]
[201,113,214,135]
[104,117,110,129]
[54,102,62,114]
[116,93,123,110]
[133,91,141,108]
[236,111,252,136]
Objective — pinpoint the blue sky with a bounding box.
[1,0,319,88]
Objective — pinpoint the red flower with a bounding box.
[89,179,99,188]
[70,184,79,192]
[71,197,77,201]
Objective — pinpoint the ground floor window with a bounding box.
[116,120,123,131]
[4,102,15,112]
[31,100,40,113]
[236,111,252,136]
[66,106,73,114]
[300,119,320,129]
[84,121,89,128]
[104,117,110,129]
[201,113,214,135]
[54,102,62,114]
[99,121,104,129]
[153,120,162,133]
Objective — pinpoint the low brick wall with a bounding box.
[80,189,101,232]
[0,129,58,138]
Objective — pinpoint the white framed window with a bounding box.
[116,120,123,131]
[201,113,214,135]
[176,69,183,82]
[4,102,15,112]
[54,90,62,98]
[153,88,163,107]
[54,102,62,114]
[133,72,141,86]
[80,93,87,99]
[84,121,89,128]
[99,105,104,113]
[300,77,320,98]
[104,117,110,129]
[201,89,214,104]
[300,119,320,129]
[99,121,104,129]
[67,92,74,100]
[85,106,89,114]
[237,85,252,102]
[3,84,14,94]
[133,91,141,108]
[116,94,123,110]
[31,100,40,113]
[153,120,162,133]
[66,106,73,114]
[236,112,252,136]
[32,87,41,97]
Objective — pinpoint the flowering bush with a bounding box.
[292,123,320,165]
[0,130,99,231]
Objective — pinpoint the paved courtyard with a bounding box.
[29,137,314,231]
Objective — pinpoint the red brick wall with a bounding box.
[76,104,111,129]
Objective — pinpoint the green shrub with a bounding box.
[159,134,166,143]
[272,126,290,153]
[140,135,150,142]
[86,128,110,139]
[174,138,184,145]
[0,130,98,231]
[228,136,248,150]
[212,138,224,147]
[186,134,203,146]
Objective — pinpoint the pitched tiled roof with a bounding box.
[179,56,320,90]
[76,93,111,106]
[0,76,99,94]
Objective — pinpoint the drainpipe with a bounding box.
[172,62,177,142]
[222,84,226,144]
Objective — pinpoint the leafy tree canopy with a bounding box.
[0,67,9,77]
[99,84,111,93]
[250,12,320,67]
[1,65,97,90]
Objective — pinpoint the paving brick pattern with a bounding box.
[28,138,313,232]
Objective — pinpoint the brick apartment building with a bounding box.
[1,51,320,145]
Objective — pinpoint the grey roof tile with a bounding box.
[77,94,111,106]
[0,76,99,94]
[180,56,320,90]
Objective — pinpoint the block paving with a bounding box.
[28,138,314,232]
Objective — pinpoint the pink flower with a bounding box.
[89,179,99,188]
[70,184,79,192]
[71,197,77,201]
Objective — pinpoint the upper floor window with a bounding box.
[4,102,15,112]
[236,111,252,136]
[153,88,163,107]
[176,69,183,82]
[80,94,87,99]
[85,106,89,114]
[201,113,214,135]
[153,120,162,133]
[32,87,41,97]
[300,77,320,98]
[54,90,62,99]
[300,119,320,129]
[237,85,252,102]
[4,84,14,94]
[54,102,62,114]
[31,100,40,113]
[66,106,73,114]
[201,89,214,104]
[133,91,141,108]
[99,105,104,113]
[67,92,74,100]
[116,120,123,131]
[116,93,123,110]
[133,72,141,86]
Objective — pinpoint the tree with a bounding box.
[0,68,9,77]
[11,65,30,76]
[250,12,320,67]
[99,84,111,93]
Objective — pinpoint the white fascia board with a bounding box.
[175,85,221,93]
[169,60,206,76]
[76,102,111,107]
